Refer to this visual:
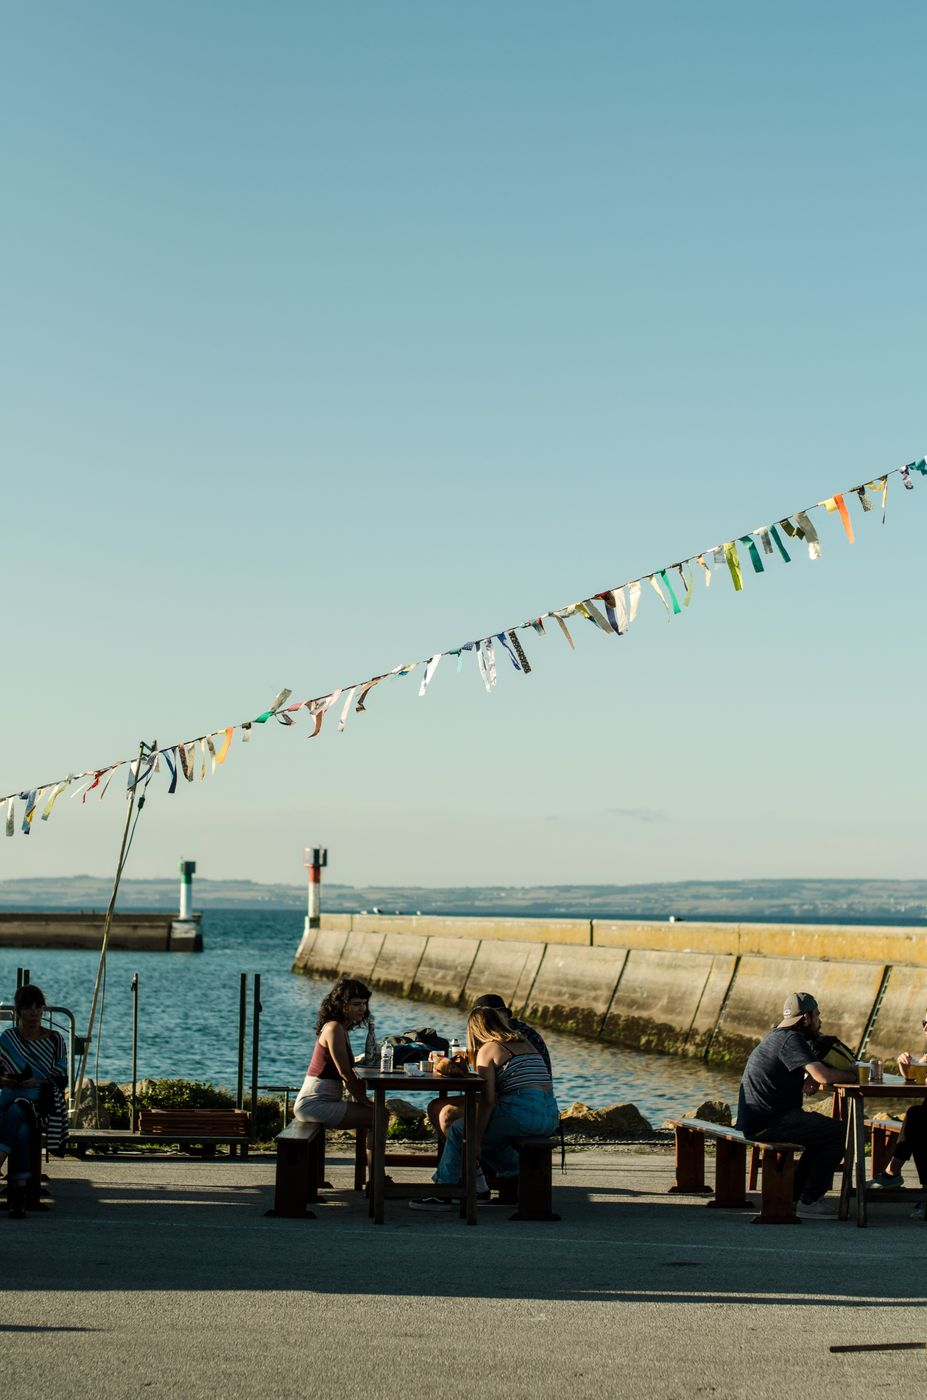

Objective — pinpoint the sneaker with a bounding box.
[408,1197,453,1212]
[796,1197,837,1219]
[910,1200,926,1221]
[868,1170,904,1191]
[476,1189,492,1203]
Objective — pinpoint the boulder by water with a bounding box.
[386,1096,427,1126]
[683,1100,732,1126]
[560,1101,653,1136]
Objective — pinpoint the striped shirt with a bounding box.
[0,1027,69,1155]
[495,1048,553,1095]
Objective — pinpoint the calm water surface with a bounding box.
[0,910,742,1124]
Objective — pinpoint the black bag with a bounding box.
[382,1036,431,1066]
[402,1027,450,1056]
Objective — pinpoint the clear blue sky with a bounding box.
[3,2,925,889]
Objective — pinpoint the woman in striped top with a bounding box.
[413,1004,560,1209]
[0,984,69,1219]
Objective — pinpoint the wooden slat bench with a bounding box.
[266,1120,331,1219]
[135,1108,251,1157]
[667,1118,804,1225]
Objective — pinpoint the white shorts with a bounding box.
[293,1074,348,1128]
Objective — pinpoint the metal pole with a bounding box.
[130,973,139,1132]
[250,974,261,1141]
[236,974,247,1111]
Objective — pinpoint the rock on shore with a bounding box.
[559,1101,653,1136]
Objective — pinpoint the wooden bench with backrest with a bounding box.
[667,1117,806,1224]
[136,1108,250,1156]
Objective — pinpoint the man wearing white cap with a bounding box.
[735,992,857,1219]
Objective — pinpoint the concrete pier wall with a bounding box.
[293,913,927,1064]
[0,912,200,952]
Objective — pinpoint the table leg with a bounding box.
[854,1096,867,1228]
[838,1102,854,1221]
[464,1089,477,1225]
[372,1088,387,1225]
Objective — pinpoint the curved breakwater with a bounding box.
[295,913,927,1064]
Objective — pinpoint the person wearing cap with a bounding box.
[866,1010,927,1217]
[735,992,857,1219]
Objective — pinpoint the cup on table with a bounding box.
[910,1063,927,1085]
[856,1062,871,1085]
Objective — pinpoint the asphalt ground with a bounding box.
[2,1146,926,1400]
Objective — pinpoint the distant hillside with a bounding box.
[1,876,926,924]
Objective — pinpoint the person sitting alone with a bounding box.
[0,984,69,1220]
[736,991,856,1219]
[867,1006,927,1219]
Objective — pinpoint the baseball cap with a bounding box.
[778,992,819,1029]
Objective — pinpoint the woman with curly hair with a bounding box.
[293,978,374,1129]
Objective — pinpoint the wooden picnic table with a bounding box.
[834,1075,927,1226]
[356,1067,484,1225]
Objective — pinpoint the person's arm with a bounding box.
[324,1023,368,1104]
[474,1046,498,1147]
[804,1058,857,1086]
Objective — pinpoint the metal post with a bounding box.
[130,973,139,1132]
[236,974,247,1111]
[250,974,261,1141]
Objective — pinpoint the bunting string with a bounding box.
[3,455,924,835]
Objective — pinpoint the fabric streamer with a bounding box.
[419,654,443,696]
[507,630,531,673]
[739,536,764,573]
[553,614,575,649]
[658,569,682,614]
[755,528,774,557]
[794,512,822,560]
[5,797,14,837]
[628,579,642,622]
[723,542,744,591]
[695,554,712,586]
[337,687,357,732]
[768,524,791,563]
[215,728,233,764]
[676,563,694,607]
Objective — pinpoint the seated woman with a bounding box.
[868,1010,927,1217]
[0,984,69,1220]
[293,977,375,1131]
[411,1004,560,1210]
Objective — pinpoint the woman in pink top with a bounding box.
[293,978,374,1130]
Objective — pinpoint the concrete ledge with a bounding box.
[298,929,349,979]
[345,914,591,945]
[601,949,715,1054]
[464,939,547,1010]
[369,932,428,997]
[525,944,629,1037]
[594,920,739,956]
[411,937,480,1006]
[709,955,886,1063]
[861,965,927,1065]
[337,931,386,981]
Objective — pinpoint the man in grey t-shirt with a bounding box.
[736,992,856,1219]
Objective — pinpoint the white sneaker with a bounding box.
[797,1197,837,1219]
[409,1196,453,1212]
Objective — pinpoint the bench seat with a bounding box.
[266,1119,328,1219]
[667,1118,805,1225]
[508,1135,561,1222]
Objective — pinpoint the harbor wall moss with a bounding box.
[293,915,927,1064]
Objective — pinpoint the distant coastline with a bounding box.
[1,875,926,925]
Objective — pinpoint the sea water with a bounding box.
[0,909,742,1123]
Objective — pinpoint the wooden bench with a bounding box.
[668,1118,804,1224]
[507,1135,561,1222]
[136,1108,251,1157]
[266,1120,331,1219]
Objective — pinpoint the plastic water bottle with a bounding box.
[448,1038,461,1059]
[380,1042,394,1073]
